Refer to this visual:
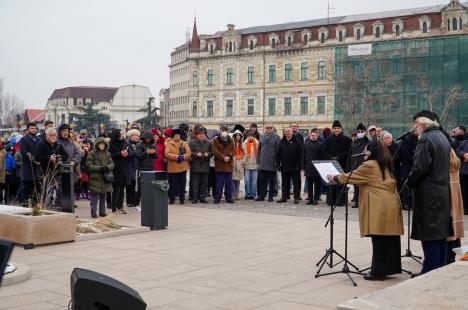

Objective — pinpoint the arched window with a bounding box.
[229,42,233,52]
[338,31,343,42]
[423,22,428,33]
[460,18,463,30]
[375,27,381,38]
[453,18,458,31]
[249,40,254,50]
[321,32,325,43]
[356,28,361,40]
[395,25,400,36]
[271,38,276,47]
[303,34,308,44]
[287,36,292,46]
[448,19,451,31]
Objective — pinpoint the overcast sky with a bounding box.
[0,0,446,109]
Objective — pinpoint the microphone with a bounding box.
[351,151,371,158]
[395,128,413,141]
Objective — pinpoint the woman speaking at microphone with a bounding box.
[327,140,404,281]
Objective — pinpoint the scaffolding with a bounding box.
[334,35,468,134]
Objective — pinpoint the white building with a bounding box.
[45,85,153,128]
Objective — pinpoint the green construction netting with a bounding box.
[334,35,468,135]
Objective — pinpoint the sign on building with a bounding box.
[348,44,373,56]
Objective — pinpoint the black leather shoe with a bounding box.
[313,201,318,205]
[199,199,209,204]
[294,199,299,204]
[277,199,287,203]
[191,200,198,204]
[255,198,265,202]
[363,272,385,281]
[306,201,314,205]
[91,214,97,218]
[226,199,235,204]
[268,198,274,202]
[99,213,107,217]
[411,272,421,278]
[214,201,220,204]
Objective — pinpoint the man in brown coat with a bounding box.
[212,126,235,204]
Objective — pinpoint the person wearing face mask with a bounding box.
[327,140,403,281]
[407,110,451,277]
[347,123,369,208]
[212,126,235,204]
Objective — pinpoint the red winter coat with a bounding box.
[153,136,166,172]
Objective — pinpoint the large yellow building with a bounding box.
[167,0,468,135]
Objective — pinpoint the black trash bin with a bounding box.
[140,171,169,230]
[60,163,75,213]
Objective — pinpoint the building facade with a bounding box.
[45,85,154,128]
[169,0,468,134]
[159,88,170,128]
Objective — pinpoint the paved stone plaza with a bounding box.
[0,200,447,309]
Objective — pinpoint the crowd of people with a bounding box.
[0,114,466,280]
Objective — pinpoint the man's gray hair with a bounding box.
[45,128,57,135]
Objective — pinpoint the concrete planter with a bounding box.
[0,207,76,249]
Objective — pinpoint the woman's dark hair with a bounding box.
[366,140,393,180]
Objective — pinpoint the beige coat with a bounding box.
[449,149,464,240]
[164,139,191,173]
[337,160,404,238]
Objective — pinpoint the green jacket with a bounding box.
[86,138,114,193]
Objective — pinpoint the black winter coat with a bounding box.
[407,128,451,241]
[36,140,58,175]
[136,132,157,172]
[20,133,40,181]
[189,138,212,173]
[347,137,369,171]
[277,135,303,172]
[322,133,352,171]
[303,140,322,177]
[400,134,418,180]
[108,130,131,186]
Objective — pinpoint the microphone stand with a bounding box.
[399,179,423,265]
[315,159,361,287]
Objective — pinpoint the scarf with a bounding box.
[245,140,257,158]
[235,142,243,160]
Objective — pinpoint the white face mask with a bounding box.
[357,133,365,139]
[221,131,228,138]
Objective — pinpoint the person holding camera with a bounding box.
[86,138,114,218]
[165,129,191,204]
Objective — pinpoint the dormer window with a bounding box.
[248,35,257,51]
[419,16,431,33]
[301,30,311,45]
[269,33,279,48]
[354,23,365,40]
[392,19,404,37]
[285,32,294,46]
[336,26,346,42]
[318,27,329,44]
[373,21,384,39]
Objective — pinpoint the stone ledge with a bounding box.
[337,262,468,310]
[1,262,31,287]
[76,226,150,242]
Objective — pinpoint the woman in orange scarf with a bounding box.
[243,133,259,199]
[231,130,245,200]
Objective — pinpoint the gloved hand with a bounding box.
[176,154,184,163]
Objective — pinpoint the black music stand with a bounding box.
[313,160,361,286]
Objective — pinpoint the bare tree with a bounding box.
[0,78,24,126]
[440,85,466,125]
[334,57,404,129]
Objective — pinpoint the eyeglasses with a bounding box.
[266,127,273,129]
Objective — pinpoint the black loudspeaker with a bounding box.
[0,239,14,286]
[70,268,147,310]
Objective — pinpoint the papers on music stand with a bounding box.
[312,161,344,184]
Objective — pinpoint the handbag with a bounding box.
[103,171,115,183]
